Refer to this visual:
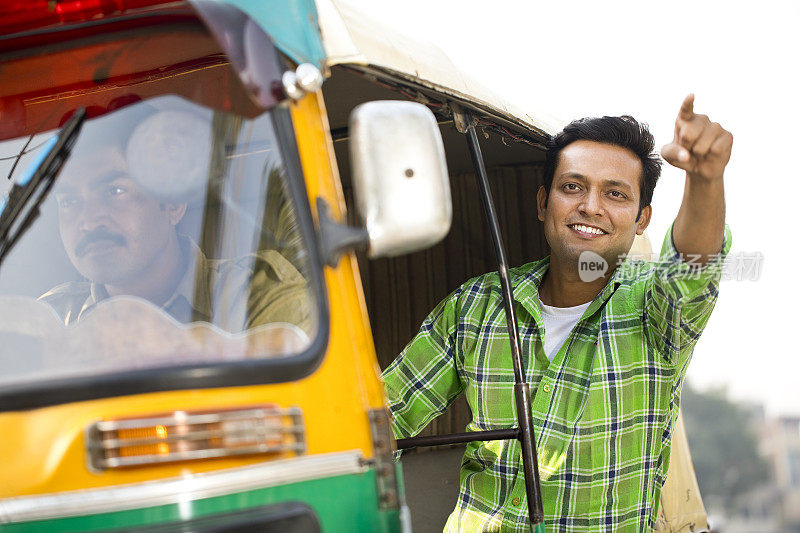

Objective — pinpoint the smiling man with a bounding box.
[382,95,732,532]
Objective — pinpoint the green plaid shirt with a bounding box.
[383,226,731,532]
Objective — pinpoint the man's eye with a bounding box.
[609,190,627,199]
[106,186,126,196]
[563,183,580,191]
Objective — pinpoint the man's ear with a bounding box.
[536,186,548,222]
[635,205,652,235]
[166,203,188,226]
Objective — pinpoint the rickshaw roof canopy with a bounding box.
[314,0,564,138]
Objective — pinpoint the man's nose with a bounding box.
[77,198,113,232]
[578,189,604,217]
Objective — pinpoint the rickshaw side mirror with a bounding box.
[349,101,452,258]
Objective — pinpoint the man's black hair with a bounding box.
[542,115,662,219]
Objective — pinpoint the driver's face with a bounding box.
[55,145,183,286]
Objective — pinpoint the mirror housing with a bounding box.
[350,101,452,258]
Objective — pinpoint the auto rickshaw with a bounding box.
[0,0,709,531]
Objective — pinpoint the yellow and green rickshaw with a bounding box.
[0,0,708,531]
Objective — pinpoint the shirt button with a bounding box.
[512,498,521,506]
[543,384,551,393]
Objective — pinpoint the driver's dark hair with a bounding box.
[542,115,662,218]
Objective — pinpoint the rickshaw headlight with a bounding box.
[85,405,306,471]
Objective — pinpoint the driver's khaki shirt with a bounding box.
[40,237,311,334]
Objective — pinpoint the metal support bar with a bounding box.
[464,113,544,525]
[396,428,519,450]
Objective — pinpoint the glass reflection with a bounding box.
[0,95,317,386]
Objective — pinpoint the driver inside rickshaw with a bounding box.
[39,102,311,335]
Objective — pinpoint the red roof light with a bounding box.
[0,0,172,35]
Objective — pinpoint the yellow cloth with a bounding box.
[655,411,710,532]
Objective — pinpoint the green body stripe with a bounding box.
[1,470,400,533]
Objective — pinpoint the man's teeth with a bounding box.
[571,224,605,235]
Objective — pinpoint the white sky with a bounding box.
[360,0,800,415]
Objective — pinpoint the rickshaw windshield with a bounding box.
[0,66,321,390]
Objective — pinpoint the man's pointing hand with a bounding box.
[661,94,733,182]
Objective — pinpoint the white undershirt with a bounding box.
[538,298,592,361]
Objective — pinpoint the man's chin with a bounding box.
[75,261,127,286]
[560,241,605,259]
[557,243,622,269]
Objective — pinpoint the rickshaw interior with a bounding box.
[321,63,551,428]
[321,64,553,529]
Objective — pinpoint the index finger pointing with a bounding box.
[678,93,695,120]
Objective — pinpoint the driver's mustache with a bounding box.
[75,228,126,257]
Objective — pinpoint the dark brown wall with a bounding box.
[343,163,549,450]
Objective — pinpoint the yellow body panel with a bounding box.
[289,92,386,412]
[0,93,386,498]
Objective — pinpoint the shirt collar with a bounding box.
[511,255,625,321]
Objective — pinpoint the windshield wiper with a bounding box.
[0,108,87,269]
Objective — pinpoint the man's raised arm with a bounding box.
[661,94,732,264]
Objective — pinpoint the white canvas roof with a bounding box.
[315,0,564,139]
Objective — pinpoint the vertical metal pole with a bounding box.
[464,114,544,525]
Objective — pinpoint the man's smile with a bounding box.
[568,223,608,238]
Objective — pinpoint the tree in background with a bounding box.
[681,381,770,505]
